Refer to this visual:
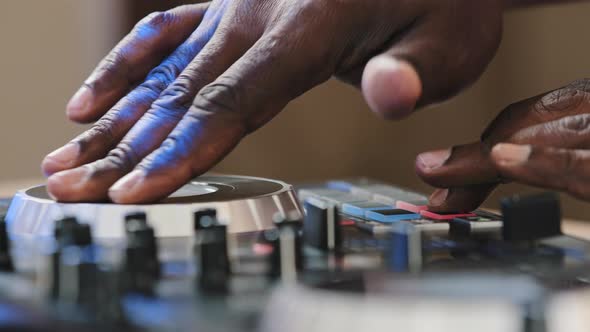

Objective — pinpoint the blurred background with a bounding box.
[0,1,589,219]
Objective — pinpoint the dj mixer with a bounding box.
[0,174,589,331]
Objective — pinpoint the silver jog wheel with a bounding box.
[6,174,301,239]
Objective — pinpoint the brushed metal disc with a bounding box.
[6,174,301,239]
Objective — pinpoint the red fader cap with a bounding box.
[419,210,476,221]
[396,201,428,213]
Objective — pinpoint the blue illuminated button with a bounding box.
[342,201,392,218]
[365,209,421,224]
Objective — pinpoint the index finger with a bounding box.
[67,4,210,123]
[421,103,590,212]
[481,79,590,144]
[107,30,331,203]
[419,81,590,188]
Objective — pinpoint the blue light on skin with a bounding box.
[138,116,209,172]
[124,0,229,122]
[94,0,231,166]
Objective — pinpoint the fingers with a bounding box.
[67,4,210,123]
[509,113,590,149]
[416,82,590,212]
[481,79,590,143]
[107,31,329,203]
[416,143,500,213]
[42,2,227,177]
[47,16,252,202]
[416,112,590,190]
[491,143,590,200]
[362,2,503,119]
[427,185,497,213]
[417,113,590,211]
[416,142,499,188]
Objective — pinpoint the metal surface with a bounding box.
[6,174,301,239]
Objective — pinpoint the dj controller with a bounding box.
[0,174,589,331]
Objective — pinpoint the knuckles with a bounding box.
[153,79,196,112]
[80,116,119,146]
[193,81,243,119]
[483,79,590,143]
[145,59,185,89]
[559,114,590,134]
[136,11,180,32]
[568,78,590,93]
[104,141,142,173]
[535,79,590,114]
[87,49,129,91]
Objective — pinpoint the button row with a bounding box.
[299,181,503,237]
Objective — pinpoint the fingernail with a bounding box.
[45,144,79,164]
[491,143,531,166]
[109,170,145,201]
[66,86,92,116]
[417,149,451,171]
[429,189,449,207]
[48,167,89,188]
[42,144,80,175]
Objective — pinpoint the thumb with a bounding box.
[362,57,422,120]
[362,5,502,119]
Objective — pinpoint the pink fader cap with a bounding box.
[396,200,476,220]
[419,210,477,221]
[396,201,428,213]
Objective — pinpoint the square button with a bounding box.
[365,209,421,223]
[342,201,391,218]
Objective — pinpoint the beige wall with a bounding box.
[1,2,590,219]
[0,0,123,180]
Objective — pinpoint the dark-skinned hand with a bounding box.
[42,0,505,203]
[416,79,590,212]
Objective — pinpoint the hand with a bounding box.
[43,0,504,203]
[416,79,590,212]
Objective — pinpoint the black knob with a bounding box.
[267,219,303,280]
[194,209,230,294]
[51,217,98,309]
[122,213,160,296]
[303,197,341,251]
[125,212,147,223]
[125,213,158,262]
[0,214,13,272]
[94,270,128,325]
[501,192,562,242]
[55,217,92,247]
[194,209,218,230]
[125,212,148,232]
